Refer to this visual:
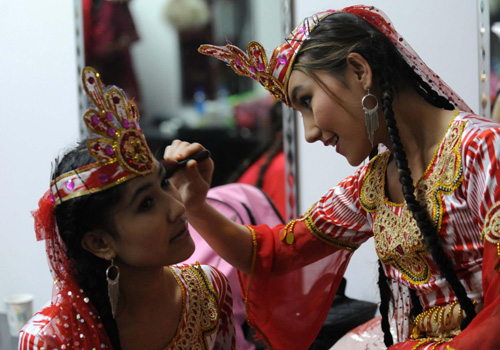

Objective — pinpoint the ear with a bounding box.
[346,52,373,90]
[81,231,115,260]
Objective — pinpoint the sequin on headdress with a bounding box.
[50,66,154,206]
[198,5,472,113]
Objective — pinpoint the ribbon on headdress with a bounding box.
[199,5,473,113]
[31,188,113,349]
[33,190,56,242]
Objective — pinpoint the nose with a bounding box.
[165,188,186,223]
[302,116,321,143]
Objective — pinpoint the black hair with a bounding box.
[52,142,124,349]
[296,12,475,346]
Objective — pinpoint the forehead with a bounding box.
[287,70,314,102]
[117,161,161,197]
[288,69,310,86]
[287,70,323,98]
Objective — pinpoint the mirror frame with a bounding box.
[73,0,297,220]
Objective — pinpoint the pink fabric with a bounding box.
[183,184,284,350]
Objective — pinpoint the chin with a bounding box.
[346,156,366,167]
[172,234,196,265]
[182,235,196,260]
[345,147,374,166]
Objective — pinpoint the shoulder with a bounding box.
[171,263,230,291]
[19,302,60,348]
[456,112,500,144]
[325,150,389,201]
[452,112,500,164]
[198,264,230,287]
[171,263,232,306]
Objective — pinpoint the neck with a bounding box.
[383,89,457,161]
[113,265,184,349]
[116,266,174,317]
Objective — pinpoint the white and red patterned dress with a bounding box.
[238,112,500,350]
[19,263,236,350]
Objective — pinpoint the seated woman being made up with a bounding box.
[19,67,236,350]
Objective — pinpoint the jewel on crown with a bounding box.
[49,67,154,206]
[199,41,289,104]
[82,67,152,174]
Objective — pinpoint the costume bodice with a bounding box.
[359,114,483,308]
[164,264,235,349]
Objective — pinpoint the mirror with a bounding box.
[80,0,290,188]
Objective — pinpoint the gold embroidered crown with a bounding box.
[50,67,154,205]
[198,11,333,106]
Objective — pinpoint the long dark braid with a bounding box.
[404,65,455,111]
[294,12,477,345]
[53,143,123,349]
[379,73,476,331]
[377,261,393,346]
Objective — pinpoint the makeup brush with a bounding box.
[162,149,211,177]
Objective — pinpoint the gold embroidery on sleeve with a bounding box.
[242,226,273,348]
[482,201,500,270]
[304,216,359,251]
[482,201,500,245]
[280,211,359,251]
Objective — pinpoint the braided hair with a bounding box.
[294,12,476,346]
[53,142,124,349]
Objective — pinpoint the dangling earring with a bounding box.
[106,259,120,318]
[362,89,379,145]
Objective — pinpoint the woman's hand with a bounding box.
[164,140,253,274]
[163,140,214,210]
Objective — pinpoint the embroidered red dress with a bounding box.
[19,264,236,350]
[238,112,500,350]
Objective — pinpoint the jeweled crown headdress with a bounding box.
[50,66,154,206]
[198,5,472,112]
[198,10,332,106]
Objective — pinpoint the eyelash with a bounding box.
[138,175,170,211]
[139,197,153,211]
[161,176,170,188]
[300,95,312,109]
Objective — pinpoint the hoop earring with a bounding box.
[362,89,379,146]
[106,259,120,318]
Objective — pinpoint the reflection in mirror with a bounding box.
[81,0,286,187]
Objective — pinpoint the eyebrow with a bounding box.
[290,85,303,106]
[129,163,162,206]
